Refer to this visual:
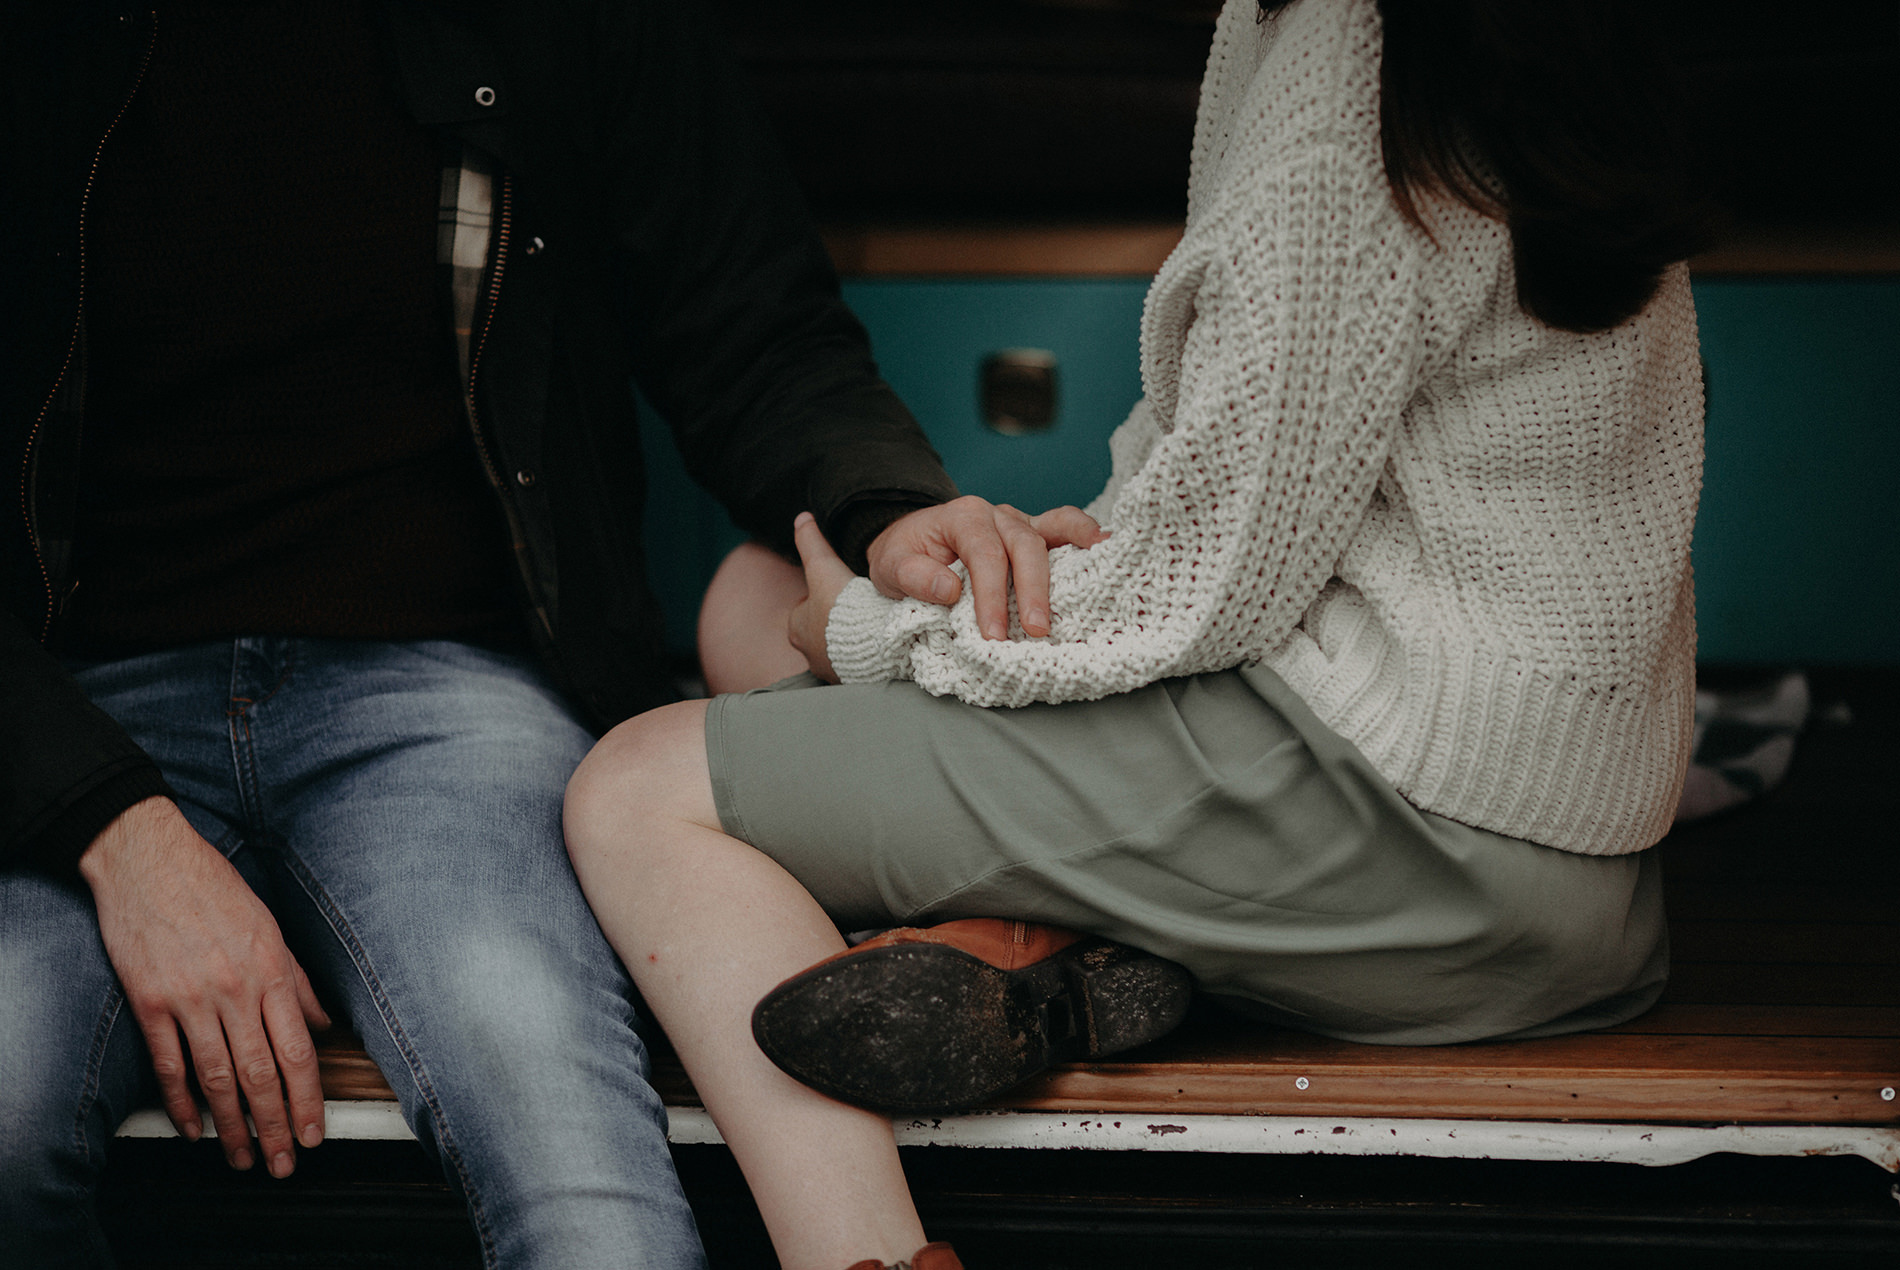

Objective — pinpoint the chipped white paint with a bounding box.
[119,1101,1900,1173]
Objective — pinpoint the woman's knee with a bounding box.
[563,700,717,868]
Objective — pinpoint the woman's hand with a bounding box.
[789,512,858,682]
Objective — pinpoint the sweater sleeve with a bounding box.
[825,144,1428,708]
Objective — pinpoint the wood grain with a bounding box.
[814,222,1900,279]
[316,1023,1900,1125]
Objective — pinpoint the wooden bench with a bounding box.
[115,670,1900,1180]
[118,905,1898,1174]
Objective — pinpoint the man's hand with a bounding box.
[789,512,856,682]
[865,496,1106,641]
[79,797,331,1177]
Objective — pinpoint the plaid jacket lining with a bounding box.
[437,145,495,396]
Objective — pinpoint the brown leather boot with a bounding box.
[844,1240,964,1270]
[753,918,1193,1114]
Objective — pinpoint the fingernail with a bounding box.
[1025,608,1048,631]
[182,1123,202,1142]
[231,1150,253,1170]
[302,1123,324,1148]
[931,578,956,603]
[270,1152,293,1178]
[794,511,814,529]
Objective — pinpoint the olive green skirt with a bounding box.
[705,663,1667,1045]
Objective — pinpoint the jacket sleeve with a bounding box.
[594,1,957,565]
[823,146,1428,707]
[2,612,174,876]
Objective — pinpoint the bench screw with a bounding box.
[1882,1087,1895,1101]
[1295,1077,1309,1090]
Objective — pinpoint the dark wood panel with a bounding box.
[1669,920,1900,966]
[1660,961,1900,1006]
[1599,1003,1900,1037]
[1661,883,1900,925]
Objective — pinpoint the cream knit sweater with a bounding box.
[826,0,1703,856]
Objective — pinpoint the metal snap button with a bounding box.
[514,468,537,489]
[526,236,545,256]
[474,86,497,107]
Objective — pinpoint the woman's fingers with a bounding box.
[792,512,853,589]
[790,513,853,681]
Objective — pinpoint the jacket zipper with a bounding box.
[463,174,553,640]
[20,12,159,643]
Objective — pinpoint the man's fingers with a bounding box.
[226,1010,298,1177]
[893,553,962,606]
[294,962,332,1032]
[264,982,327,1155]
[1003,517,1054,637]
[1029,505,1106,549]
[957,528,1012,641]
[182,1016,254,1170]
[139,1013,203,1142]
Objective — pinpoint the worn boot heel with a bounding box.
[753,920,1193,1115]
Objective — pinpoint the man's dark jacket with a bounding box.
[0,0,957,875]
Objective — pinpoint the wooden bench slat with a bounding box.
[992,1064,1898,1124]
[973,1030,1900,1124]
[317,1023,1899,1128]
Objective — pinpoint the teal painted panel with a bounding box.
[842,279,1148,514]
[641,278,1149,651]
[1690,278,1900,664]
[643,276,1900,664]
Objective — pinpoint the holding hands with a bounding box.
[789,496,1106,682]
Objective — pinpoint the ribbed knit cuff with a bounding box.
[825,496,940,577]
[20,762,177,880]
[825,577,911,684]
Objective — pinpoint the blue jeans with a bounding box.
[0,638,705,1270]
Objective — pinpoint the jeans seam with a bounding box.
[225,641,294,829]
[71,983,127,1174]
[276,843,501,1269]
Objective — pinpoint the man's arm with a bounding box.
[0,613,172,873]
[593,2,955,561]
[591,3,1105,626]
[3,619,329,1175]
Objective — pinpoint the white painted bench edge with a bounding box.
[116,1101,1900,1173]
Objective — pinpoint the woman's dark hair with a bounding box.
[1259,0,1709,332]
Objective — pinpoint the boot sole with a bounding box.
[751,938,1193,1114]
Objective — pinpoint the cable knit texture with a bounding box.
[826,0,1703,856]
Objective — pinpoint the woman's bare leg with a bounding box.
[564,700,927,1270]
[698,542,810,695]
